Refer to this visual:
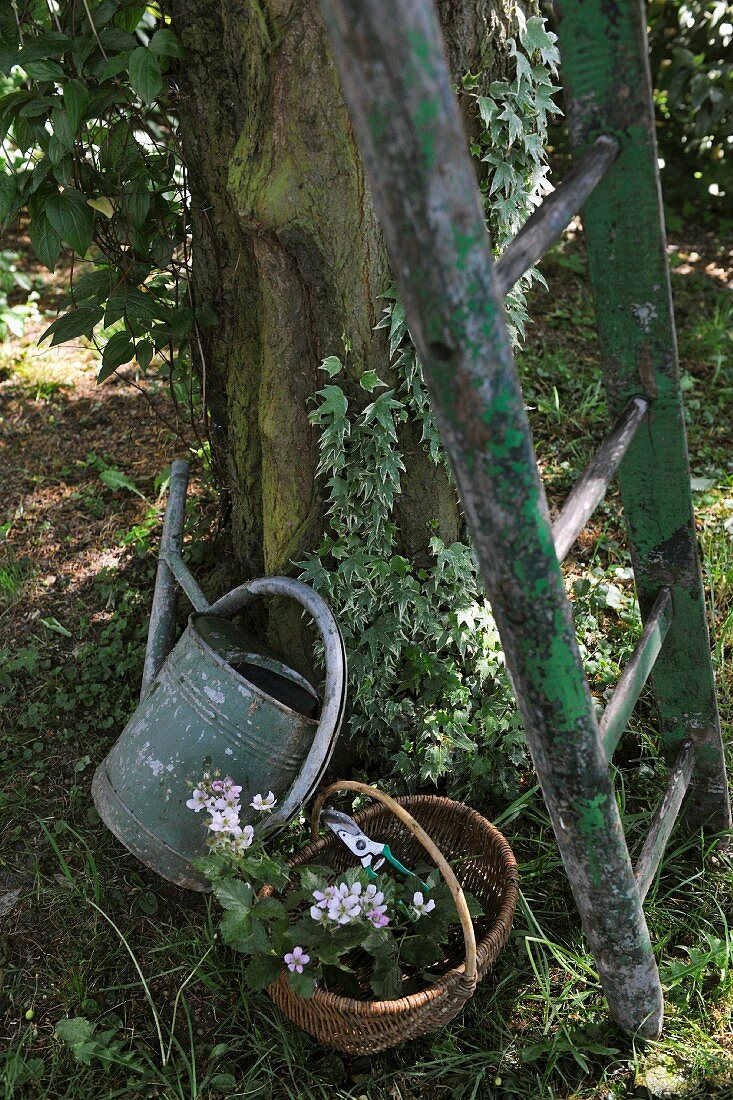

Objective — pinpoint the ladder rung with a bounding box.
[495,134,620,296]
[600,587,673,760]
[553,396,648,564]
[634,741,694,902]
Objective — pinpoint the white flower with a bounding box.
[327,882,363,924]
[185,789,208,812]
[229,825,255,854]
[411,891,435,919]
[250,791,277,812]
[208,806,240,834]
[310,905,330,925]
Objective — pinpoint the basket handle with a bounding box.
[310,780,477,983]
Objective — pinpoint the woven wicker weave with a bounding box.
[264,782,518,1054]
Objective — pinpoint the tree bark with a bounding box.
[168,0,519,580]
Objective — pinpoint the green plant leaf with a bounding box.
[39,306,103,346]
[400,935,443,968]
[55,1016,94,1050]
[286,969,315,999]
[29,214,61,272]
[244,954,282,991]
[99,469,145,497]
[99,332,135,380]
[87,196,115,218]
[321,355,343,377]
[252,896,286,921]
[371,953,403,999]
[0,173,18,226]
[135,339,154,370]
[214,878,254,912]
[24,58,65,80]
[220,910,271,954]
[41,617,72,638]
[149,28,188,59]
[62,79,90,132]
[128,47,163,105]
[360,369,386,393]
[46,190,94,256]
[50,106,75,150]
[123,186,150,227]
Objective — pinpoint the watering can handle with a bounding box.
[207,577,347,828]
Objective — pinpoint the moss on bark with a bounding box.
[168,0,521,579]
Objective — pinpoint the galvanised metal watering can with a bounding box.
[92,460,346,890]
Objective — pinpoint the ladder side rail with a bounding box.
[496,134,619,296]
[634,741,695,902]
[553,396,648,564]
[600,587,673,760]
[554,0,731,830]
[319,0,663,1038]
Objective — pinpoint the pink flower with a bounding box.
[284,946,310,973]
[366,907,389,928]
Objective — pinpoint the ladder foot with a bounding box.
[683,734,732,832]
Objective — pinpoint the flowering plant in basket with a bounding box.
[188,774,482,1000]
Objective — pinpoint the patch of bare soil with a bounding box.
[0,230,204,654]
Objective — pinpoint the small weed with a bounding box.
[0,551,36,607]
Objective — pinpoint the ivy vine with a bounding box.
[299,15,561,800]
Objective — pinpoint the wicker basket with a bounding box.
[263,781,518,1054]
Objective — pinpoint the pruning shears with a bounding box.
[320,807,430,892]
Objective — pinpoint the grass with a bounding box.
[1,223,732,1099]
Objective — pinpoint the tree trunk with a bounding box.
[168,0,518,580]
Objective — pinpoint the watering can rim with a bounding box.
[187,610,320,725]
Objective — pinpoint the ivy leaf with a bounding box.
[46,190,94,256]
[359,369,386,393]
[128,47,163,105]
[39,306,102,346]
[29,214,61,272]
[213,878,254,913]
[320,355,343,377]
[244,954,282,992]
[99,332,135,380]
[149,28,188,59]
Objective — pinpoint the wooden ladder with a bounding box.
[318,0,731,1037]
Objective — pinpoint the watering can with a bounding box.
[92,460,347,890]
